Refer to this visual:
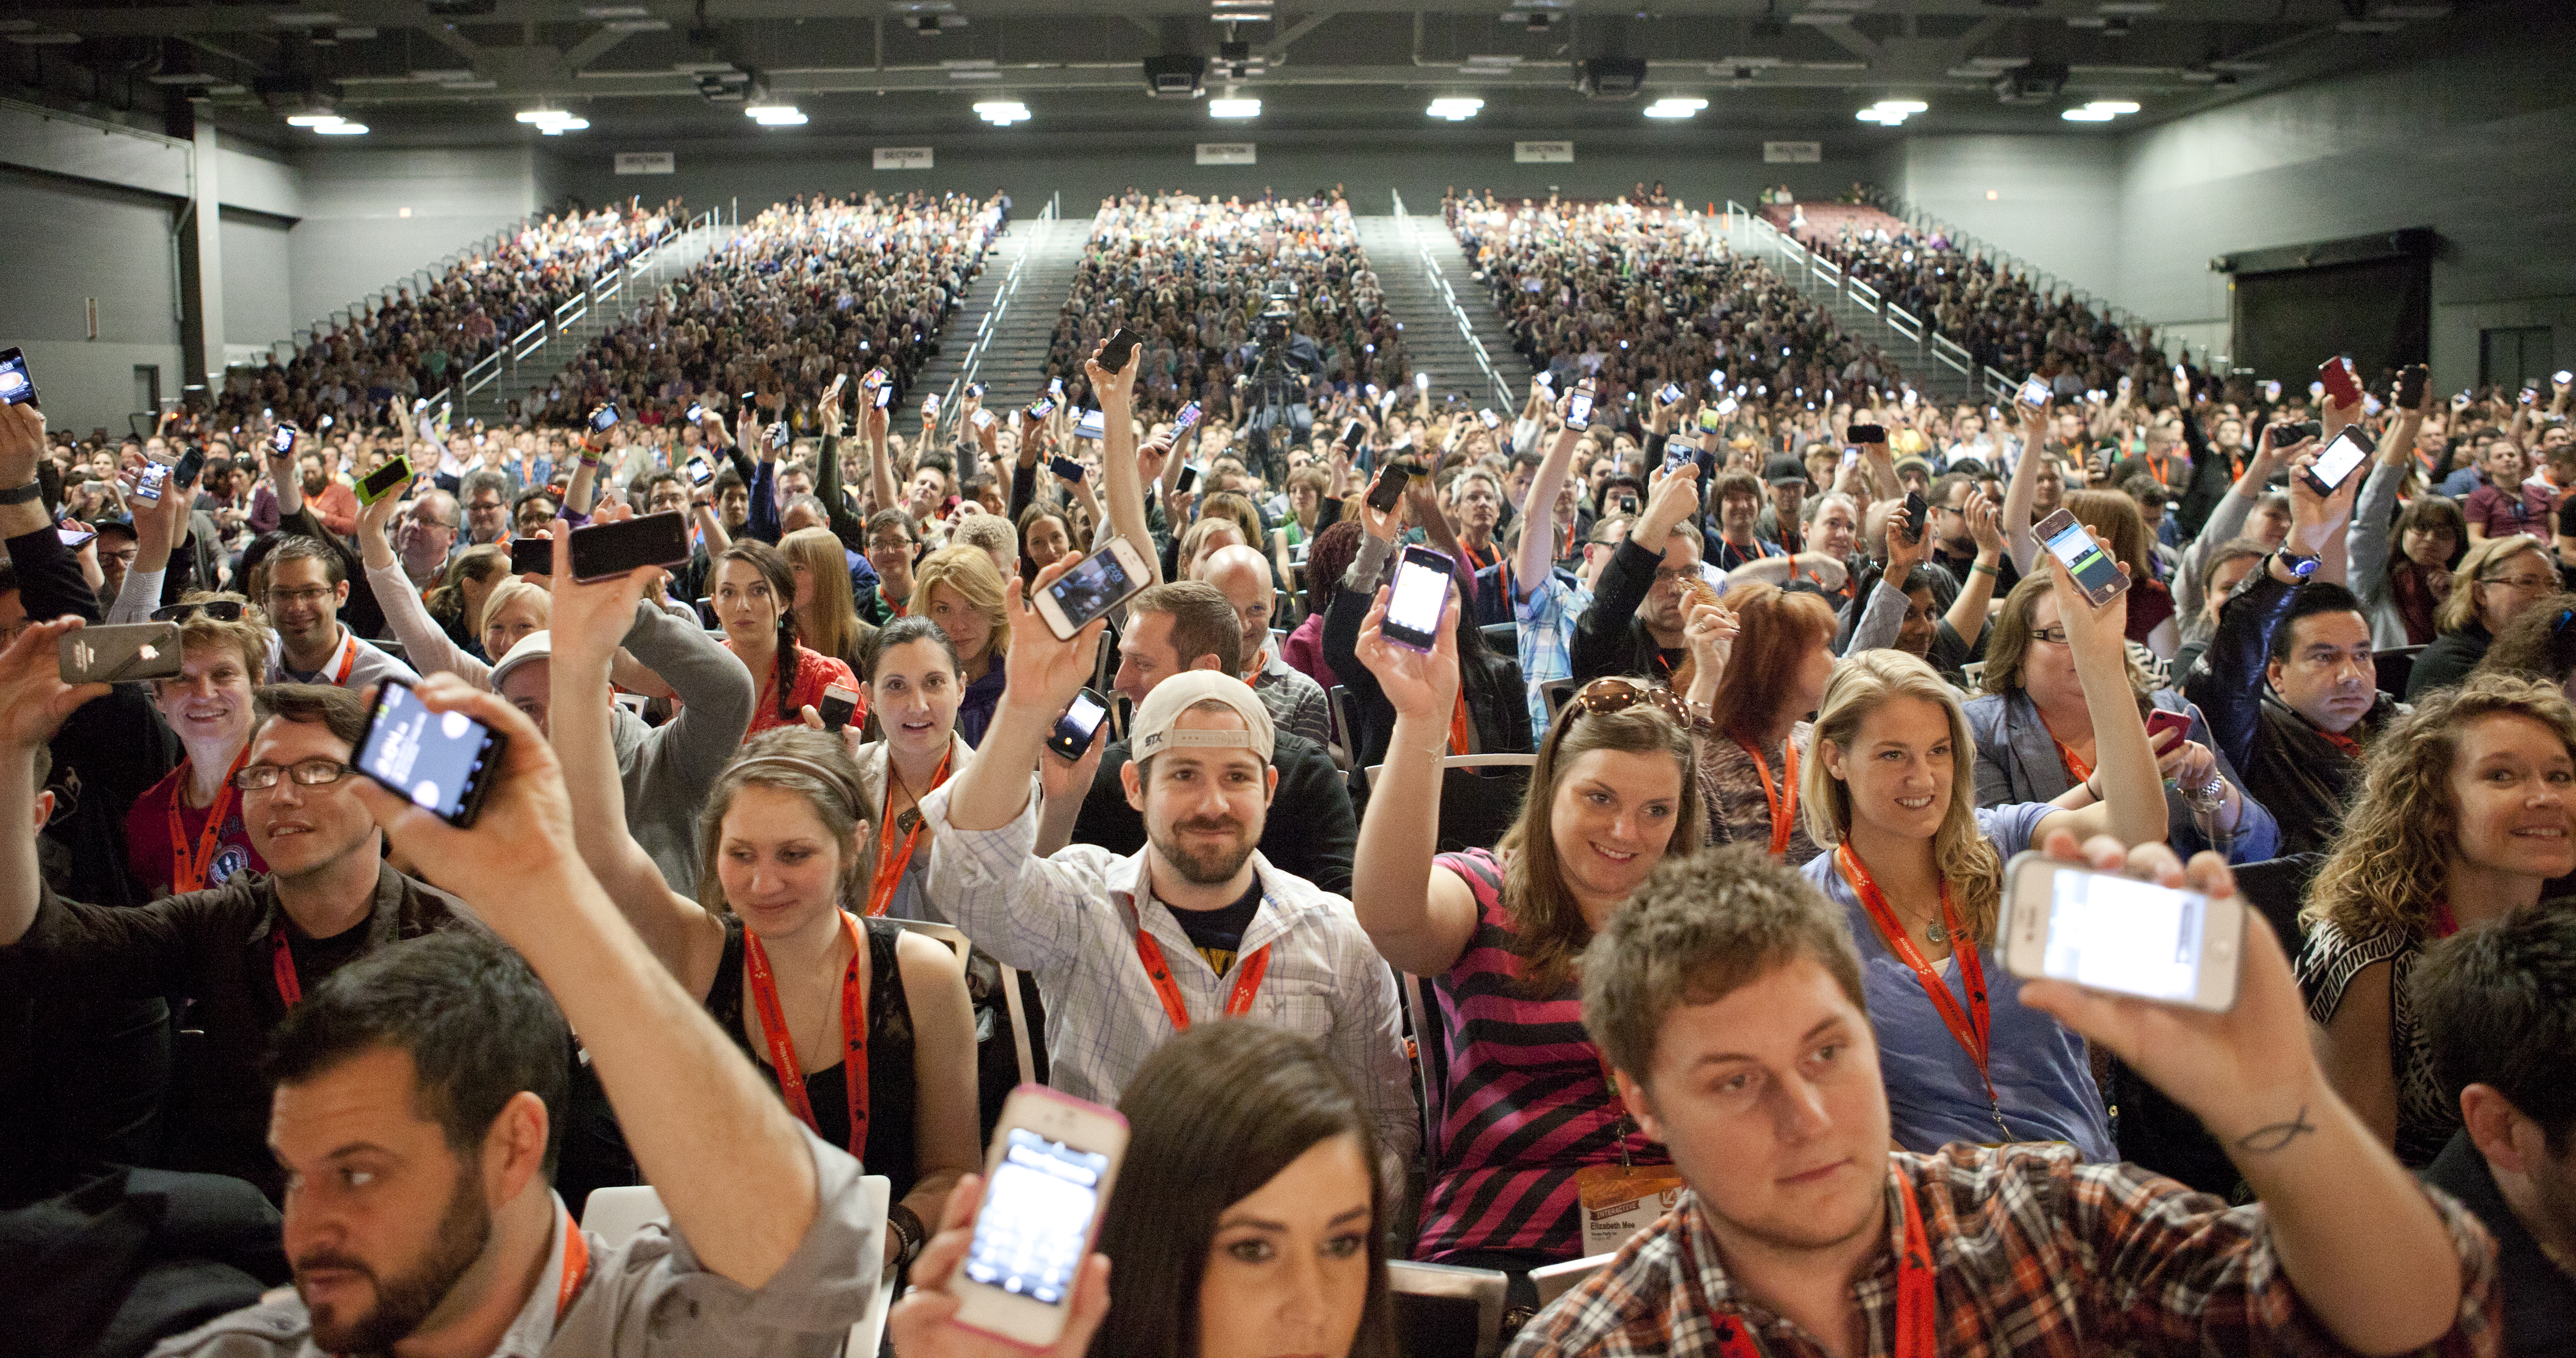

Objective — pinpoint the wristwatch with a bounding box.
[2276,549,2320,579]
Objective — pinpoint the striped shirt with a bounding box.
[1506,1142,2499,1358]
[1416,850,1670,1264]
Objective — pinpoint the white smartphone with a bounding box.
[1033,537,1152,640]
[1074,409,1106,442]
[2033,507,2130,608]
[948,1087,1128,1348]
[2017,376,2053,410]
[1565,381,1597,431]
[2001,852,2243,1012]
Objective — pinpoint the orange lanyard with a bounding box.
[167,749,249,893]
[553,1206,591,1327]
[1709,1179,1936,1358]
[742,911,870,1158]
[2035,709,2092,785]
[1447,691,1476,757]
[866,750,953,917]
[1734,737,1798,858]
[311,630,358,687]
[1836,845,2010,1142]
[1134,924,1272,1031]
[270,924,302,1007]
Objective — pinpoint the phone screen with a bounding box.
[1657,383,1683,405]
[685,457,713,487]
[1174,464,1200,495]
[272,427,297,455]
[2041,514,2128,601]
[356,682,503,827]
[358,457,413,505]
[1045,542,1145,632]
[2042,868,2212,1003]
[1383,550,1451,647]
[874,385,894,410]
[1339,419,1366,450]
[1173,401,1202,435]
[685,402,705,423]
[1565,386,1596,431]
[1074,410,1106,442]
[1028,399,1057,421]
[2018,377,2053,409]
[1049,456,1086,484]
[135,461,171,502]
[1478,409,1500,430]
[57,524,97,550]
[1051,690,1109,756]
[962,1126,1110,1307]
[0,348,33,405]
[589,405,620,433]
[2306,427,2371,495]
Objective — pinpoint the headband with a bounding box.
[727,754,863,817]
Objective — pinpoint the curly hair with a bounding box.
[1803,649,2005,944]
[2304,673,2576,941]
[2473,591,2576,688]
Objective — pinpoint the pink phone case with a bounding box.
[946,1084,1128,1351]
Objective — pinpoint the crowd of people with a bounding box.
[213,201,680,432]
[5,180,2575,1358]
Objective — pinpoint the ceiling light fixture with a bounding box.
[974,100,1030,125]
[1857,98,1925,125]
[538,117,589,134]
[285,112,344,126]
[1208,97,1261,118]
[313,121,369,134]
[1427,97,1483,121]
[2062,98,2139,121]
[746,104,807,125]
[1642,96,1707,120]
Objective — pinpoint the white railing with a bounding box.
[1389,191,1515,412]
[456,208,724,417]
[1720,198,1962,396]
[939,196,1060,434]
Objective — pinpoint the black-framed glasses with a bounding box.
[234,760,354,792]
[2029,625,2071,646]
[1566,676,1690,725]
[151,600,248,623]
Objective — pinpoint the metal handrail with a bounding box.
[1391,190,1514,411]
[936,196,1055,438]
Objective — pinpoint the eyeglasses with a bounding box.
[151,600,248,623]
[2482,574,2558,591]
[1565,676,1690,725]
[265,585,335,607]
[234,759,354,792]
[2029,625,2071,646]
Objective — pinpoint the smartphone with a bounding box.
[874,384,894,410]
[1565,382,1597,431]
[134,461,171,502]
[2395,364,2428,410]
[1049,377,1064,397]
[0,347,35,405]
[1027,399,1057,421]
[1662,439,1695,477]
[1478,408,1501,430]
[567,511,690,584]
[2142,708,2192,752]
[1174,464,1201,496]
[1366,461,1411,514]
[948,1087,1128,1347]
[684,456,713,488]
[1713,397,1739,417]
[1074,409,1106,442]
[357,454,414,506]
[1034,538,1150,639]
[1048,455,1086,485]
[818,682,861,733]
[1698,409,1724,433]
[2034,507,2131,607]
[509,536,554,576]
[1657,382,1683,406]
[58,621,182,683]
[1849,423,1886,444]
[767,422,790,451]
[57,522,97,550]
[1841,446,1862,470]
[2301,426,2372,498]
[352,677,509,829]
[1338,419,1367,451]
[1095,327,1145,374]
[2317,356,2363,408]
[924,393,943,418]
[1896,489,1929,547]
[270,425,298,456]
[1381,546,1454,653]
[685,401,705,423]
[972,408,996,431]
[2267,420,2321,448]
[2001,852,2242,1012]
[2016,376,2053,410]
[966,382,985,399]
[589,404,620,433]
[1415,371,1431,392]
[2557,370,2574,386]
[1047,688,1111,761]
[1173,401,1202,436]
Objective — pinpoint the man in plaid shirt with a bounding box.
[1510,837,2496,1358]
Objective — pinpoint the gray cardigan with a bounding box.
[848,731,978,924]
[1962,687,2280,864]
[612,600,757,891]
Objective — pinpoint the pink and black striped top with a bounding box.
[1414,849,1671,1264]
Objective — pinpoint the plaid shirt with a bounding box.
[1516,569,1593,740]
[1506,1143,2498,1358]
[917,778,1418,1177]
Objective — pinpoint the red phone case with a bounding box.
[2317,357,2363,408]
[2144,710,2193,750]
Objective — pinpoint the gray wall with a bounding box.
[219,207,296,351]
[1869,135,2123,310]
[0,165,186,440]
[285,146,553,336]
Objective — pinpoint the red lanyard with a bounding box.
[1735,737,1798,858]
[866,750,953,917]
[2034,709,2092,785]
[2430,901,2460,939]
[553,1206,591,1327]
[1708,1176,1936,1358]
[270,924,302,1007]
[742,911,870,1158]
[1134,924,1272,1031]
[168,749,250,893]
[1836,845,2010,1142]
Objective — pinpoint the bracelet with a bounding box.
[1971,561,1999,578]
[887,1202,927,1268]
[0,481,41,505]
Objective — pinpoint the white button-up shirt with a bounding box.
[920,777,1418,1178]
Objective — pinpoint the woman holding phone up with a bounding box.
[1800,558,2168,1160]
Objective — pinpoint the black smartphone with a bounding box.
[1898,489,1928,546]
[589,404,620,433]
[270,425,298,456]
[1027,398,1057,421]
[1381,546,1454,653]
[2301,426,2373,498]
[0,347,36,405]
[818,682,861,733]
[357,454,414,506]
[2267,420,2321,448]
[173,445,207,493]
[2395,364,2428,410]
[1338,419,1367,451]
[1096,327,1145,374]
[58,621,181,683]
[567,511,690,584]
[1174,464,1200,495]
[1848,423,1886,444]
[509,536,553,576]
[685,456,713,487]
[1047,688,1111,761]
[1049,455,1086,484]
[353,678,507,828]
[1366,461,1411,514]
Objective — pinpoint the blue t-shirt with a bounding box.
[1802,803,2114,1161]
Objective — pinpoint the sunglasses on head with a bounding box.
[150,600,248,623]
[1565,676,1690,725]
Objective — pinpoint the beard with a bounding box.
[1149,815,1260,886]
[300,1162,492,1354]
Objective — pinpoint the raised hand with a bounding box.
[2043,551,2129,660]
[1883,503,1929,581]
[0,618,109,752]
[1353,584,1460,723]
[1003,552,1112,713]
[1964,487,2004,556]
[1039,706,1107,803]
[544,521,654,664]
[1684,601,1739,685]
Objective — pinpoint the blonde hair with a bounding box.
[1801,650,2003,943]
[160,591,273,685]
[480,576,550,639]
[781,527,867,667]
[1177,514,1249,573]
[2306,674,2576,941]
[2441,535,2552,635]
[910,545,1010,661]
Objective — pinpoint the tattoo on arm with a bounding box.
[2232,1105,2317,1154]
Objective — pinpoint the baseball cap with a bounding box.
[488,630,552,693]
[1894,455,1936,482]
[1132,670,1275,765]
[1762,455,1808,487]
[94,515,140,541]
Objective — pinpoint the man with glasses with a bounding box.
[460,470,511,548]
[393,488,459,591]
[0,672,473,1197]
[260,537,417,693]
[1570,461,1705,685]
[2185,440,2387,856]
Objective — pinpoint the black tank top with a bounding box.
[706,914,921,1201]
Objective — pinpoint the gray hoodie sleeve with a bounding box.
[617,599,756,890]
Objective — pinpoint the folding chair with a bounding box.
[895,919,974,981]
[1529,1251,1619,1309]
[1361,755,1538,855]
[1387,1260,1511,1358]
[1478,621,1519,659]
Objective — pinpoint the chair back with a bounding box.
[1387,1260,1511,1358]
[1360,756,1537,856]
[1479,621,1518,658]
[1529,1251,1618,1309]
[895,919,974,980]
[579,1184,666,1242]
[2375,643,2425,700]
